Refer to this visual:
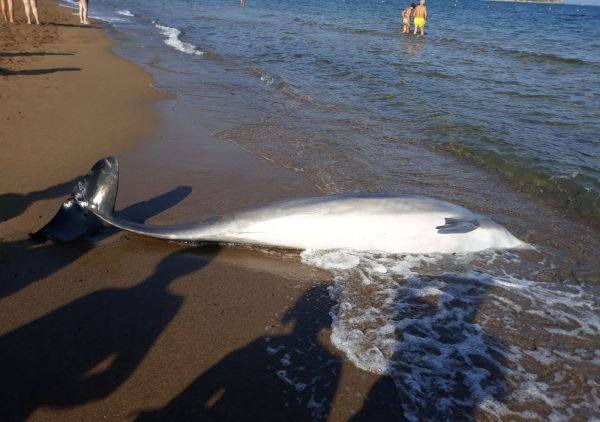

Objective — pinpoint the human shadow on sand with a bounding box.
[0,247,218,422]
[349,274,508,421]
[136,284,341,422]
[0,67,81,76]
[49,22,99,29]
[0,52,75,57]
[0,178,77,223]
[0,186,192,300]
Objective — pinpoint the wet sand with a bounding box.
[0,3,388,421]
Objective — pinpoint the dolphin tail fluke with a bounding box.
[31,157,118,242]
[71,156,119,219]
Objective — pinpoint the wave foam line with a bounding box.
[154,23,204,57]
[60,0,131,23]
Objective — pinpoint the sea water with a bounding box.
[67,0,599,221]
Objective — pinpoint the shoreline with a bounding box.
[1,3,380,421]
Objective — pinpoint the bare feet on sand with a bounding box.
[22,0,40,25]
[78,0,90,25]
[1,0,15,23]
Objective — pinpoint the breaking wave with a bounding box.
[154,23,204,57]
[117,10,135,17]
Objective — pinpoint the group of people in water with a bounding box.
[1,0,89,25]
[402,0,428,36]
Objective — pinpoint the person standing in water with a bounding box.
[21,0,39,25]
[413,0,427,36]
[78,0,89,25]
[402,3,415,34]
[1,0,14,22]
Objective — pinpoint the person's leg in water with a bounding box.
[413,18,425,35]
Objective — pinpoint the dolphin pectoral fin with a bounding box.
[436,217,480,234]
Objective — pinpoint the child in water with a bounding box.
[402,3,415,35]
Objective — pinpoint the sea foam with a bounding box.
[154,23,204,56]
[117,10,135,17]
[59,0,131,23]
[301,249,599,421]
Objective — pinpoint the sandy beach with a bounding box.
[0,0,161,237]
[0,3,390,421]
[2,1,598,421]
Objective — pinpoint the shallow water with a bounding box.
[71,0,599,221]
[60,0,600,419]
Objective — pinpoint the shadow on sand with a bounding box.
[136,284,342,422]
[0,179,77,223]
[0,52,75,57]
[0,246,218,422]
[0,67,81,76]
[0,186,192,300]
[49,22,99,29]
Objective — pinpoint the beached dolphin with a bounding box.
[36,157,527,254]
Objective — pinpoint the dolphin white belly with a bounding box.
[187,195,526,254]
[39,157,527,254]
